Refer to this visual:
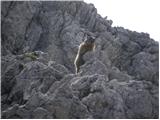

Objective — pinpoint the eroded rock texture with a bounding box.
[1,1,159,119]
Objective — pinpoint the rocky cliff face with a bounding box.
[1,1,159,119]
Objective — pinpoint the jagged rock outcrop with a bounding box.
[1,1,159,119]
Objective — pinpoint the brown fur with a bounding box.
[74,40,95,74]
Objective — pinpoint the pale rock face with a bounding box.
[1,1,159,119]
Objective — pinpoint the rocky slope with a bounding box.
[1,1,159,119]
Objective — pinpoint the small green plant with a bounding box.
[24,52,38,60]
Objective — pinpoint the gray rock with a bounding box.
[72,75,125,118]
[79,59,109,77]
[108,67,132,81]
[32,107,51,119]
[128,52,157,84]
[107,79,156,118]
[2,104,19,118]
[16,105,31,118]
